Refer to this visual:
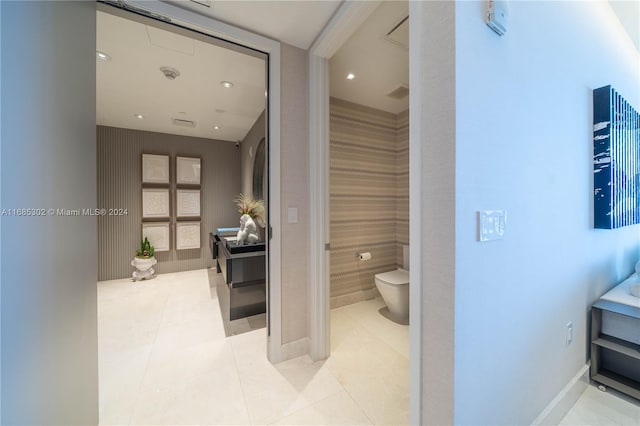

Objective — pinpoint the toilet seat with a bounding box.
[375,269,409,286]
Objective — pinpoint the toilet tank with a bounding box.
[403,245,409,270]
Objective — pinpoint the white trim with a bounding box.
[307,0,380,364]
[531,364,590,426]
[124,0,283,363]
[281,337,310,361]
[309,1,381,58]
[308,54,330,361]
[408,4,423,424]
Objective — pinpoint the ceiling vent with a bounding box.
[172,118,195,128]
[384,15,409,50]
[386,84,409,100]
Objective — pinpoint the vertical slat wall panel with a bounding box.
[329,97,409,308]
[97,125,240,280]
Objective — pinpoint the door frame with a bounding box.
[123,0,284,363]
[307,1,423,424]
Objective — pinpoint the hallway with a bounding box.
[98,269,409,425]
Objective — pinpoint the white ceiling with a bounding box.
[96,10,266,142]
[329,1,409,114]
[609,0,640,53]
[165,0,342,50]
[97,0,636,139]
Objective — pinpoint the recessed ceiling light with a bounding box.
[134,114,144,119]
[346,73,355,80]
[220,81,234,89]
[213,125,220,130]
[96,51,111,61]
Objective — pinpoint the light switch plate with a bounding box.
[478,210,507,242]
[288,207,298,224]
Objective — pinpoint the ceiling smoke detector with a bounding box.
[160,66,180,80]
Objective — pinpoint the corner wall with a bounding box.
[453,1,640,424]
[1,2,98,423]
[329,98,409,308]
[280,43,310,346]
[97,126,240,281]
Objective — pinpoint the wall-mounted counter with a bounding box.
[211,231,266,320]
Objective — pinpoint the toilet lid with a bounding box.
[376,269,409,286]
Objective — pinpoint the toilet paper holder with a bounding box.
[357,252,371,261]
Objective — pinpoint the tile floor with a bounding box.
[98,269,409,425]
[559,385,639,426]
[98,269,638,425]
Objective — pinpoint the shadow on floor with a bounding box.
[207,268,266,337]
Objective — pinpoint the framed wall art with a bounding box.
[142,188,170,220]
[593,85,640,229]
[176,221,201,250]
[176,189,201,219]
[142,222,170,252]
[176,156,201,186]
[142,153,170,185]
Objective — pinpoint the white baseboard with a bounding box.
[531,363,590,425]
[270,337,310,363]
[330,288,380,309]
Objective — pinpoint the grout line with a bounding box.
[228,330,254,425]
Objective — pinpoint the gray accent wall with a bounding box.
[329,97,409,308]
[97,126,240,281]
[1,2,98,424]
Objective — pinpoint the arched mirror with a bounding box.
[252,138,266,201]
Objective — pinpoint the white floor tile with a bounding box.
[271,390,373,425]
[98,270,640,426]
[558,386,640,426]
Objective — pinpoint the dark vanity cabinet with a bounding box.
[211,231,266,320]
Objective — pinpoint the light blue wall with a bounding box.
[453,1,640,424]
[1,1,98,424]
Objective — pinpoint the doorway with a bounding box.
[310,1,411,424]
[94,0,284,359]
[95,1,283,422]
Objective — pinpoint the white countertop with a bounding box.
[600,273,640,308]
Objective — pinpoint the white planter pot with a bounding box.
[131,257,157,281]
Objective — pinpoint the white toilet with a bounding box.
[375,245,409,324]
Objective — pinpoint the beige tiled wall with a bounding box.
[329,98,409,308]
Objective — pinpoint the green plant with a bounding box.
[234,193,265,224]
[135,237,155,259]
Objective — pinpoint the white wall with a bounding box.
[410,1,456,424]
[1,2,98,424]
[280,43,310,346]
[453,1,639,424]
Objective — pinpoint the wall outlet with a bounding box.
[566,321,573,347]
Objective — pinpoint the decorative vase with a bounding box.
[131,257,157,281]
